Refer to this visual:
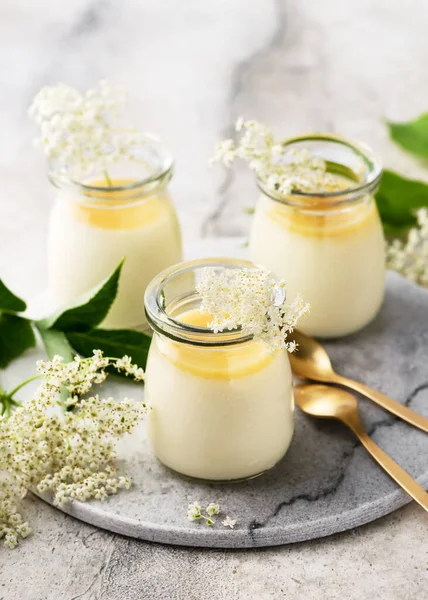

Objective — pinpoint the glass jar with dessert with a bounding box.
[47,138,182,329]
[144,258,308,482]
[249,134,384,337]
[212,123,384,338]
[29,81,183,329]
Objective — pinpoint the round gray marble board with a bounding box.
[14,240,428,548]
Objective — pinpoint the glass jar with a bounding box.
[144,258,294,482]
[249,134,385,338]
[47,137,182,329]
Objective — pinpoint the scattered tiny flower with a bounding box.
[196,266,309,352]
[206,502,220,516]
[187,501,203,521]
[211,118,347,195]
[187,501,222,526]
[222,516,236,529]
[386,208,428,288]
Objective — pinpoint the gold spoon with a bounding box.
[295,384,428,511]
[289,329,428,434]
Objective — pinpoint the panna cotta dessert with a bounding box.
[250,182,385,338]
[29,82,182,329]
[213,125,385,338]
[47,141,182,329]
[144,258,305,482]
[213,126,385,338]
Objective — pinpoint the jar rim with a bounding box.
[48,134,174,197]
[256,132,382,208]
[144,257,257,347]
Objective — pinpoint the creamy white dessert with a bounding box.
[145,310,294,481]
[48,179,182,329]
[250,192,385,338]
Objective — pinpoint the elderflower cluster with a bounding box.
[187,501,236,528]
[386,208,428,288]
[0,351,146,549]
[211,118,345,194]
[114,355,145,381]
[196,267,309,353]
[28,80,148,175]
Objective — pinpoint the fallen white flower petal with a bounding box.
[222,516,236,529]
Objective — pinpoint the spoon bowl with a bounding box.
[289,330,334,381]
[295,383,357,421]
[294,383,428,512]
[288,329,428,433]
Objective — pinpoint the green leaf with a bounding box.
[387,113,428,159]
[0,279,27,313]
[36,326,74,362]
[36,327,75,405]
[67,328,151,372]
[0,314,35,368]
[38,260,124,332]
[375,170,428,235]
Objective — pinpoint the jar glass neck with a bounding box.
[144,258,256,347]
[48,136,174,201]
[257,133,382,209]
[50,168,173,203]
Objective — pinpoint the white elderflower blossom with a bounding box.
[196,267,309,353]
[187,501,221,526]
[114,355,145,381]
[211,118,344,194]
[222,516,236,529]
[0,351,146,549]
[206,502,220,516]
[386,208,428,288]
[28,80,148,177]
[187,501,203,521]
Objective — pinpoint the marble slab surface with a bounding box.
[17,253,423,548]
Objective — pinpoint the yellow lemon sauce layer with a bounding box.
[156,309,275,380]
[267,199,379,238]
[266,173,379,238]
[72,178,168,230]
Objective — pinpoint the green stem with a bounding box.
[1,396,22,417]
[8,373,42,398]
[103,169,113,187]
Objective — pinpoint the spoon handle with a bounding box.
[346,416,428,512]
[335,375,428,434]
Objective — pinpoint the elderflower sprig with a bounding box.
[28,80,148,180]
[187,501,217,526]
[187,502,235,528]
[0,351,146,549]
[386,208,428,288]
[36,350,145,407]
[211,118,345,195]
[196,267,309,353]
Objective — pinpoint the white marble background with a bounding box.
[3,0,428,296]
[1,1,428,598]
